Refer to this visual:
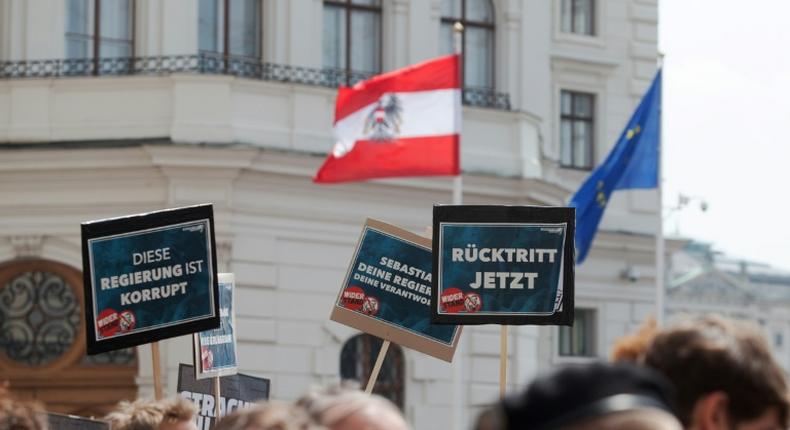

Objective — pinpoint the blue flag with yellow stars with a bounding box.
[570,69,661,265]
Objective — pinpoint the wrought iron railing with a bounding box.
[0,53,511,110]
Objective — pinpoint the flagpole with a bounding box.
[451,21,464,430]
[655,56,665,327]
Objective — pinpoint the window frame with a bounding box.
[559,89,596,170]
[65,0,136,74]
[339,333,404,409]
[199,0,262,60]
[560,0,596,36]
[440,0,496,90]
[323,0,383,76]
[556,307,598,360]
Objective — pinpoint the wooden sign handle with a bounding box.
[152,341,163,400]
[499,325,508,398]
[364,340,391,394]
[214,376,221,419]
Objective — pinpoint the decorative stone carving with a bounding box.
[10,236,43,258]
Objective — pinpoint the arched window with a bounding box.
[65,0,134,59]
[199,0,262,59]
[440,0,495,89]
[0,259,137,416]
[322,1,382,76]
[340,334,404,409]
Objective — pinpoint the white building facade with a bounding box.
[0,0,660,427]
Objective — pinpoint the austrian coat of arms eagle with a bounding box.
[363,94,403,142]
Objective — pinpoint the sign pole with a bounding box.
[499,325,508,398]
[364,340,391,394]
[213,376,221,419]
[152,341,163,400]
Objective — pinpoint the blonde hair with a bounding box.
[105,397,197,430]
[214,401,321,430]
[295,384,404,428]
[0,387,48,430]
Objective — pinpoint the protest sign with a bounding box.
[178,363,270,429]
[431,205,575,325]
[331,219,462,362]
[81,204,219,355]
[46,413,109,430]
[194,273,238,379]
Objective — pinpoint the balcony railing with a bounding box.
[0,53,511,111]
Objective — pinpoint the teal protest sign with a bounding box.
[194,273,238,379]
[331,219,461,362]
[82,205,219,354]
[431,205,575,325]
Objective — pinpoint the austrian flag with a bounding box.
[314,54,461,183]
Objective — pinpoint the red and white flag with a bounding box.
[314,54,461,183]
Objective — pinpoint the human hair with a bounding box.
[611,317,657,363]
[213,401,321,430]
[562,409,681,430]
[643,315,789,426]
[0,388,48,430]
[295,383,406,429]
[161,397,198,425]
[105,397,197,430]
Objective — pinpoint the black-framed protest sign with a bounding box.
[431,205,575,325]
[46,413,109,430]
[81,204,220,355]
[331,219,462,362]
[193,273,238,379]
[178,363,270,429]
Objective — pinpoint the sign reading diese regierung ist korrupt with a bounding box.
[431,205,575,326]
[331,219,462,362]
[81,204,220,355]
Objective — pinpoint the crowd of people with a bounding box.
[1,315,788,429]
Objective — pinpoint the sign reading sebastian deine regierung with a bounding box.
[82,204,219,355]
[431,205,575,326]
[331,219,462,362]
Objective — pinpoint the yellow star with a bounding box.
[626,129,634,139]
[635,125,641,134]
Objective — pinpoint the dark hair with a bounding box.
[643,316,789,426]
[498,362,676,430]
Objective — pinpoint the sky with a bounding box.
[660,0,790,269]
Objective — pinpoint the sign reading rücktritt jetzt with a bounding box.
[81,204,219,354]
[431,205,575,325]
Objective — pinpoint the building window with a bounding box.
[560,90,595,170]
[0,259,137,416]
[440,0,495,90]
[199,0,262,58]
[561,0,595,36]
[776,332,784,348]
[340,334,404,409]
[559,308,597,357]
[323,0,382,75]
[65,0,134,59]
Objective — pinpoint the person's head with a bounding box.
[296,384,408,430]
[643,315,789,430]
[0,388,48,430]
[612,317,658,363]
[105,397,198,430]
[496,362,681,430]
[213,401,322,430]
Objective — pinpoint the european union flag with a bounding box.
[570,69,661,264]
